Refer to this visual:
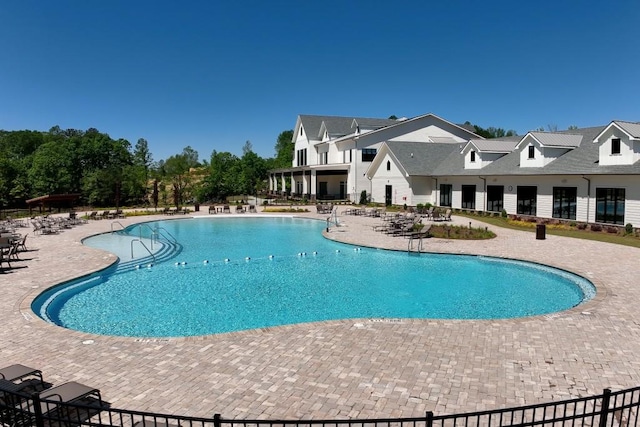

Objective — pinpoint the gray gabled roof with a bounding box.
[614,121,640,138]
[352,117,399,130]
[385,141,460,175]
[527,132,583,148]
[467,137,519,153]
[430,125,640,176]
[298,114,396,141]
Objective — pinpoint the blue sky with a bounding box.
[2,1,639,163]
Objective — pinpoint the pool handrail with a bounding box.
[130,239,156,263]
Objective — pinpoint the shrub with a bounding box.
[501,209,508,218]
[625,223,634,235]
[577,223,587,230]
[569,221,577,227]
[359,190,368,205]
[606,226,619,234]
[590,224,602,232]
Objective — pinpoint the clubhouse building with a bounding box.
[267,113,640,227]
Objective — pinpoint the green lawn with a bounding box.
[455,212,640,249]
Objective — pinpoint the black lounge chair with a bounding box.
[248,204,257,213]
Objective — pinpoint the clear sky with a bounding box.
[2,1,639,163]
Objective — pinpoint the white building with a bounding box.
[269,114,640,227]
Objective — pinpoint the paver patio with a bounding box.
[1,208,639,419]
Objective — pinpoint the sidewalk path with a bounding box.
[1,208,639,419]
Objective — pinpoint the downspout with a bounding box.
[479,176,486,211]
[582,175,591,223]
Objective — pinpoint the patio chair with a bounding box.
[236,205,245,213]
[222,205,231,213]
[87,211,98,221]
[248,204,257,213]
[0,364,43,386]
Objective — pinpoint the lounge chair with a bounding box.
[236,205,245,213]
[208,205,216,214]
[435,209,452,222]
[13,381,104,424]
[405,224,432,239]
[87,211,98,221]
[0,364,43,386]
[222,205,231,214]
[248,204,257,213]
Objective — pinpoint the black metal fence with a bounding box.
[1,386,639,427]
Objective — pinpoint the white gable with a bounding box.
[517,133,572,168]
[594,122,640,166]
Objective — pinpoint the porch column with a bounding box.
[310,169,317,200]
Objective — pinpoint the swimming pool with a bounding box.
[32,216,596,337]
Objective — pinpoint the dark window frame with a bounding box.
[486,185,504,212]
[528,145,535,159]
[596,187,625,225]
[516,186,537,216]
[439,184,452,207]
[461,185,476,209]
[552,187,577,220]
[470,151,476,162]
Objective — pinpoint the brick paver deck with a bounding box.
[2,207,639,419]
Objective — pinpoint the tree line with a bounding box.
[0,126,295,209]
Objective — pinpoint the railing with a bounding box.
[1,386,639,427]
[111,221,126,233]
[134,224,178,245]
[130,239,156,263]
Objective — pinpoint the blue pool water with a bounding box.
[32,217,596,337]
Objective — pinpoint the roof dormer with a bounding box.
[515,132,582,168]
[593,121,640,166]
[460,139,518,169]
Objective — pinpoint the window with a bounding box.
[299,127,304,137]
[320,152,328,165]
[596,188,625,225]
[611,138,621,155]
[296,149,307,166]
[470,150,476,162]
[362,148,377,162]
[386,160,391,171]
[439,184,452,207]
[528,145,535,159]
[486,185,504,212]
[461,185,476,209]
[553,187,577,220]
[516,186,537,216]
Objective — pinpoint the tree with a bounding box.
[198,150,240,202]
[163,147,199,207]
[28,140,77,195]
[470,123,518,139]
[568,125,579,130]
[273,130,294,168]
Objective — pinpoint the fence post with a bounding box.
[214,413,222,427]
[31,392,45,427]
[426,411,434,427]
[598,388,612,427]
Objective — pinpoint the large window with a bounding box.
[439,184,452,207]
[362,148,377,162]
[486,185,504,212]
[461,185,476,209]
[596,188,625,225]
[553,187,577,220]
[517,186,537,216]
